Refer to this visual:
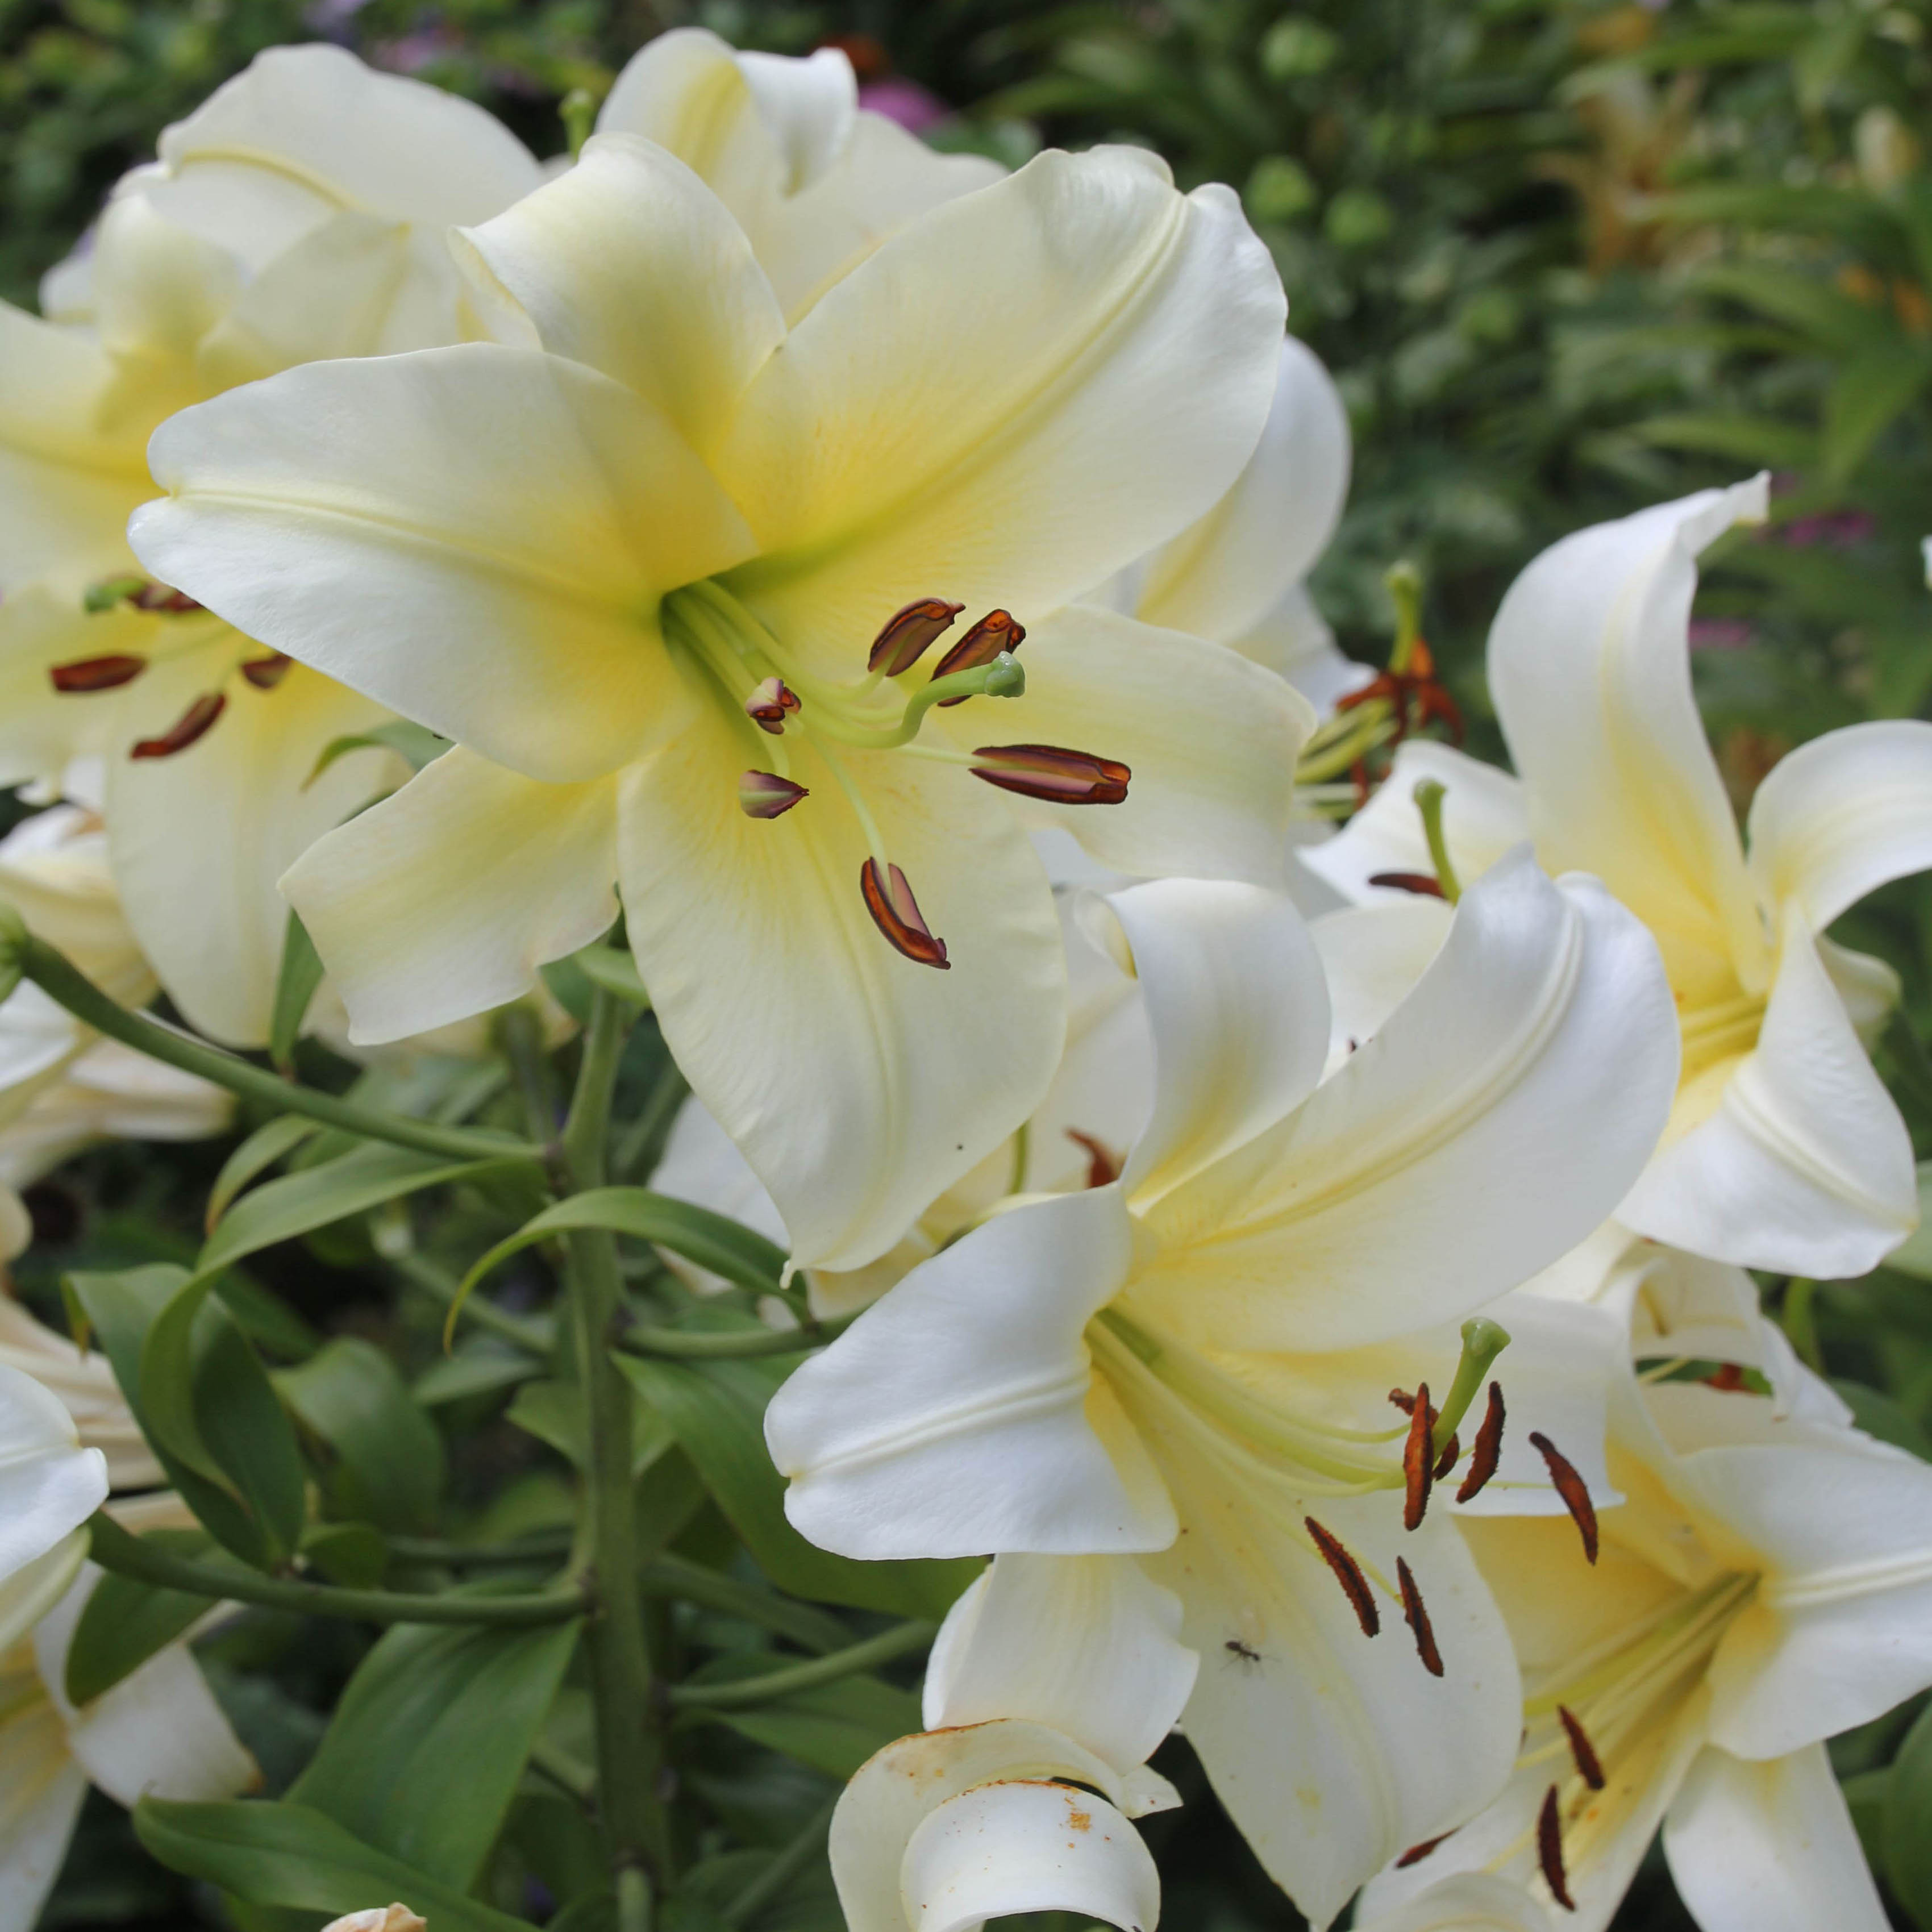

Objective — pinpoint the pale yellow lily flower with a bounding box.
[321,1911,427,1932]
[132,135,1305,1271]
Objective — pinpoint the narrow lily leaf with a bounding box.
[618,1352,979,1621]
[571,943,651,1008]
[277,1337,447,1531]
[455,1189,788,1325]
[413,1348,542,1407]
[199,1142,531,1280]
[684,1656,920,1779]
[64,1529,219,1705]
[268,910,325,1073]
[207,1117,322,1231]
[1885,1697,1932,1925]
[288,1606,581,1888]
[134,1798,532,1931]
[307,718,449,786]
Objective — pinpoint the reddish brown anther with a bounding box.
[129,582,203,614]
[1388,1388,1418,1416]
[1336,636,1465,747]
[745,676,802,734]
[1455,1382,1506,1504]
[1395,1832,1454,1869]
[1432,1431,1460,1482]
[50,654,147,694]
[860,858,949,969]
[1305,1517,1379,1638]
[239,652,293,690]
[739,771,809,819]
[933,609,1025,702]
[1529,1431,1598,1564]
[1558,1705,1605,1792]
[971,744,1130,806]
[1065,1128,1122,1189]
[1368,871,1446,898]
[1395,1556,1443,1676]
[1402,1383,1434,1531]
[868,598,964,676]
[130,692,225,759]
[1537,1785,1576,1911]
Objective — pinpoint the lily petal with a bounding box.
[1487,477,1769,982]
[282,747,621,1046]
[0,1364,109,1593]
[1746,718,1932,933]
[133,344,756,783]
[1663,1743,1887,1932]
[1138,853,1679,1354]
[1104,877,1329,1206]
[1619,909,1917,1279]
[616,699,1065,1273]
[0,1694,88,1932]
[923,1554,1197,1775]
[1227,581,1375,710]
[1132,336,1352,648]
[457,135,786,453]
[765,1186,1170,1557]
[718,145,1285,655]
[1354,1874,1555,1931]
[1310,898,1455,1069]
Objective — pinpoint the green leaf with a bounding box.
[277,1337,446,1532]
[1823,344,1932,481]
[268,910,325,1073]
[618,1352,977,1621]
[1884,1697,1932,1922]
[134,1798,532,1931]
[64,1267,280,1568]
[414,1348,543,1407]
[571,943,651,1009]
[64,1530,218,1705]
[697,1664,920,1779]
[300,1521,390,1588]
[307,719,449,786]
[207,1117,322,1230]
[457,1189,788,1315]
[199,1142,531,1281]
[1691,262,1893,354]
[289,1605,580,1888]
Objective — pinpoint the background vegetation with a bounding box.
[9,0,1932,1926]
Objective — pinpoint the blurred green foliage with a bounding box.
[10,1,1932,1927]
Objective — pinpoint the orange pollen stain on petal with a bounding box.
[934,609,1025,703]
[868,597,964,676]
[1455,1381,1506,1504]
[859,858,949,969]
[130,691,225,759]
[1528,1431,1598,1564]
[1402,1383,1434,1530]
[1305,1516,1379,1637]
[971,743,1130,805]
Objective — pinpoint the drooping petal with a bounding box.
[830,1719,1153,1932]
[0,1367,108,1601]
[282,747,621,1046]
[1663,1743,1888,1932]
[717,145,1285,664]
[948,604,1309,886]
[615,697,1065,1273]
[104,650,399,1048]
[1131,336,1352,648]
[1745,719,1932,933]
[132,345,756,783]
[1102,877,1329,1208]
[765,1186,1171,1557]
[1299,742,1530,905]
[1619,909,1917,1279]
[1487,477,1769,984]
[1137,853,1679,1354]
[456,135,786,453]
[1139,1419,1521,1930]
[923,1554,1197,1775]
[0,1692,88,1932]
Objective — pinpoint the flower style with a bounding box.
[132,135,1305,1271]
[1359,1353,1932,1932]
[766,855,1679,1919]
[1304,477,1932,1278]
[831,1555,1194,1932]
[0,1558,256,1932]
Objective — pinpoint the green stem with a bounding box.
[669,1621,935,1710]
[564,988,671,1889]
[529,1736,599,1805]
[385,1531,575,1568]
[615,1313,856,1360]
[390,1249,555,1354]
[640,1556,850,1655]
[1783,1277,1825,1373]
[88,1515,585,1626]
[498,1001,563,1144]
[15,936,538,1168]
[615,1054,690,1180]
[618,1867,653,1932]
[722,1796,838,1929]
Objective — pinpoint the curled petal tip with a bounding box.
[860,857,949,968]
[868,597,964,676]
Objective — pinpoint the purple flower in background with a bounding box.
[1776,509,1877,549]
[301,0,369,36]
[371,23,465,74]
[1688,617,1753,651]
[859,76,951,133]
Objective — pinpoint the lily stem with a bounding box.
[614,1313,856,1360]
[87,1515,585,1626]
[722,1795,839,1929]
[668,1619,935,1710]
[564,987,672,1897]
[12,934,539,1168]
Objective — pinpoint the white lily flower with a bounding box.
[132,137,1303,1272]
[1354,1875,1554,1930]
[1305,478,1932,1277]
[766,855,1677,1919]
[0,1563,256,1932]
[0,1361,110,1656]
[1361,1359,1932,1932]
[832,1552,1193,1932]
[322,1911,427,1932]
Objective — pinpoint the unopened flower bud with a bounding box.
[971,743,1130,805]
[744,676,801,734]
[868,597,964,676]
[321,1909,427,1932]
[740,771,809,819]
